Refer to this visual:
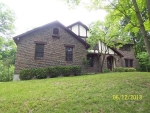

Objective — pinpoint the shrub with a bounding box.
[0,64,14,82]
[113,67,125,72]
[61,66,71,77]
[49,67,61,78]
[103,68,111,73]
[127,68,136,72]
[71,66,81,76]
[114,67,136,72]
[20,66,81,80]
[137,52,150,72]
[20,68,36,80]
[36,68,48,79]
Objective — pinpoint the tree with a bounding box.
[87,20,125,72]
[0,3,16,81]
[64,0,150,61]
[131,0,150,61]
[146,0,150,22]
[137,52,150,72]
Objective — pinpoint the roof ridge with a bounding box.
[13,20,90,49]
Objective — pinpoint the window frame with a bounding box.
[34,42,46,60]
[52,28,60,38]
[53,28,59,35]
[124,59,133,67]
[65,45,74,62]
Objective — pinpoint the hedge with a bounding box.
[20,66,81,80]
[113,67,136,72]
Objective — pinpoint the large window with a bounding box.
[125,59,133,67]
[87,56,94,67]
[66,46,73,61]
[35,43,45,59]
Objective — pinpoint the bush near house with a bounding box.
[20,66,81,80]
[113,67,136,72]
[103,68,111,73]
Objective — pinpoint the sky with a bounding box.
[0,0,107,36]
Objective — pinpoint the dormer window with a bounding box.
[52,28,60,38]
[119,45,131,51]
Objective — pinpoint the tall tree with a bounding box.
[0,2,16,63]
[0,3,15,38]
[64,0,150,61]
[131,0,150,61]
[0,3,16,81]
[146,0,150,21]
[87,20,125,72]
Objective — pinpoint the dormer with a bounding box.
[67,21,89,41]
[119,44,133,51]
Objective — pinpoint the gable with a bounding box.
[67,21,90,41]
[67,21,89,30]
[88,40,123,57]
[13,20,90,49]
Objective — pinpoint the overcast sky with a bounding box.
[1,0,107,36]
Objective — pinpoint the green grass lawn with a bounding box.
[0,72,150,113]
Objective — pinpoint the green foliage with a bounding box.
[87,20,126,50]
[19,66,81,80]
[60,66,71,77]
[49,67,60,78]
[0,39,16,82]
[124,68,136,72]
[63,0,81,8]
[20,68,36,80]
[113,67,125,72]
[71,66,81,76]
[0,64,14,82]
[103,68,111,73]
[0,3,15,37]
[36,68,48,79]
[114,67,136,72]
[137,52,150,71]
[0,3,16,82]
[64,0,150,60]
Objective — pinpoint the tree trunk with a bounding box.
[101,54,106,73]
[132,0,150,61]
[97,54,102,73]
[146,0,150,21]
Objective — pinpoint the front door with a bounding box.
[107,56,113,71]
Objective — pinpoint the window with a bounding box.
[130,60,133,67]
[53,28,59,35]
[52,28,60,38]
[66,46,73,61]
[87,56,94,67]
[125,59,133,67]
[35,43,45,59]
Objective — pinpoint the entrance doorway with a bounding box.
[107,56,114,71]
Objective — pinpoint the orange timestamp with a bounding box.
[112,95,142,100]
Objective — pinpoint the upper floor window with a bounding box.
[66,46,73,61]
[53,28,59,35]
[120,45,131,51]
[35,43,45,59]
[125,59,133,67]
